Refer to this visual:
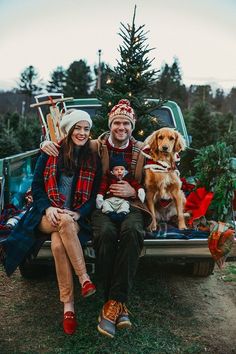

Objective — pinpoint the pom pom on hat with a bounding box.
[108,99,136,128]
[60,109,93,135]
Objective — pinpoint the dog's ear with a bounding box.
[146,131,159,152]
[174,131,186,152]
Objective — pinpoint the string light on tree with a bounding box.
[138,130,144,136]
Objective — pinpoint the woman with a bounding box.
[5,109,101,335]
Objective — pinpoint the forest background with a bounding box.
[0,12,236,159]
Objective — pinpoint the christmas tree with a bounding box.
[193,142,236,221]
[93,5,164,140]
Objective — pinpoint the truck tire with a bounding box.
[189,259,215,277]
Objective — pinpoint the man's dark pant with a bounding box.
[91,206,145,303]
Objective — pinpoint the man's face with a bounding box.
[110,117,133,146]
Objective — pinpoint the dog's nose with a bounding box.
[162,146,168,151]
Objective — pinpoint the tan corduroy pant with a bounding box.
[39,213,90,303]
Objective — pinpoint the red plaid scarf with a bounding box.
[44,154,96,210]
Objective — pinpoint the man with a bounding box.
[41,99,151,338]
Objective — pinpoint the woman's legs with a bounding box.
[39,214,91,289]
[51,232,74,306]
[39,216,75,309]
[58,214,91,286]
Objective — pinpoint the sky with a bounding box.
[1,0,236,93]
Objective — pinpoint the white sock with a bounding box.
[64,301,74,314]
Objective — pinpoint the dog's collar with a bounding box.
[144,161,171,172]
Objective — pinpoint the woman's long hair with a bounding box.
[58,126,95,176]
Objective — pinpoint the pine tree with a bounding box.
[93,6,163,140]
[16,65,42,97]
[189,102,217,149]
[150,58,187,108]
[193,142,236,221]
[47,66,66,93]
[64,60,92,98]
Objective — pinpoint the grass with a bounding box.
[220,263,236,282]
[0,259,214,354]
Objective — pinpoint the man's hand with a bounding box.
[109,180,136,198]
[45,206,64,227]
[41,141,60,157]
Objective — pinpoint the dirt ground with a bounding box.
[171,263,236,354]
[0,261,235,354]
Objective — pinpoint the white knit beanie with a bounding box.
[60,109,93,135]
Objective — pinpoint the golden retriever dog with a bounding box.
[142,127,187,231]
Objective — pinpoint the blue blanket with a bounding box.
[145,222,209,239]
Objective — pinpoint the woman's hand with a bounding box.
[63,210,80,221]
[41,141,60,157]
[45,206,63,226]
[109,180,136,198]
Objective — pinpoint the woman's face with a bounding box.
[71,121,90,146]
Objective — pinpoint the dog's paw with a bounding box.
[148,221,157,232]
[178,223,187,230]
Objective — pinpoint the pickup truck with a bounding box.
[1,97,235,278]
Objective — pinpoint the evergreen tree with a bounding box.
[189,102,217,149]
[188,84,213,108]
[17,118,41,152]
[16,65,42,97]
[47,66,67,93]
[212,88,225,112]
[225,87,236,114]
[193,142,236,221]
[0,126,21,157]
[64,60,92,98]
[150,58,187,108]
[93,6,163,140]
[219,112,236,154]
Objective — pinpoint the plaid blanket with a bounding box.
[0,205,25,263]
[145,222,209,240]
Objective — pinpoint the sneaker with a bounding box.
[63,311,77,335]
[97,300,122,338]
[116,303,132,329]
[81,280,96,298]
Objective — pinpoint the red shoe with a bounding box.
[81,280,96,298]
[63,311,77,335]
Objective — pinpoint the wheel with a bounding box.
[189,259,215,277]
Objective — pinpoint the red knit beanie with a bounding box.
[108,99,136,128]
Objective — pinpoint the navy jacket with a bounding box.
[4,152,102,276]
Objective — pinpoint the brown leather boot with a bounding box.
[97,300,122,338]
[116,303,132,329]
